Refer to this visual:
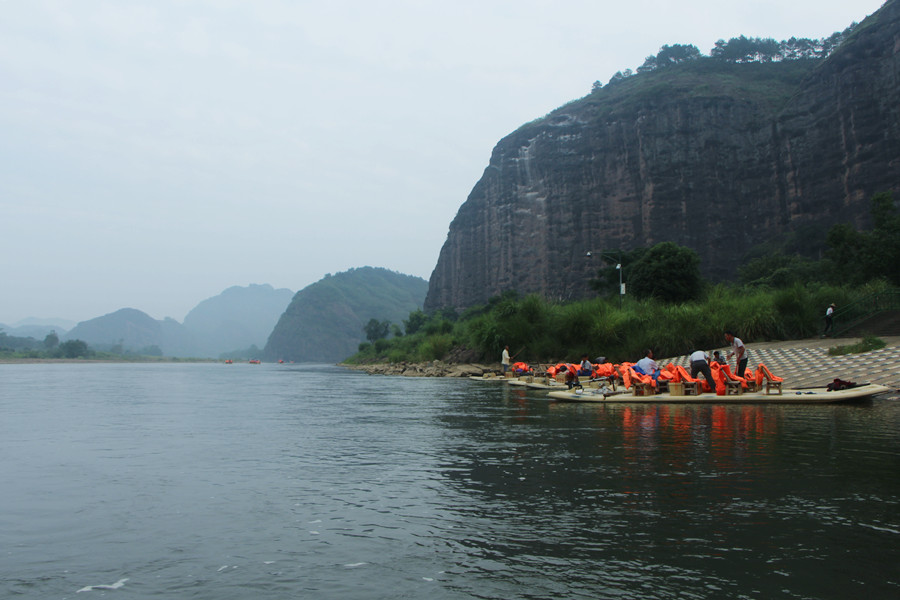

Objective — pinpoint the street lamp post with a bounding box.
[586,251,624,307]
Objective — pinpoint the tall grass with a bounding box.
[346,282,895,365]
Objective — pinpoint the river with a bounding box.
[1,362,898,599]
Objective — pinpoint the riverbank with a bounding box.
[343,335,900,390]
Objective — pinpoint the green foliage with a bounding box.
[627,242,703,303]
[418,334,454,361]
[828,335,886,356]
[656,44,701,65]
[43,331,59,349]
[826,192,900,286]
[588,248,644,297]
[403,310,427,335]
[364,318,391,342]
[58,339,90,359]
[738,252,822,288]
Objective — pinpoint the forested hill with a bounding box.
[425,0,900,311]
[263,267,428,363]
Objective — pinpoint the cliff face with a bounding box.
[425,0,900,311]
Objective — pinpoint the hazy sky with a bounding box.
[0,0,885,324]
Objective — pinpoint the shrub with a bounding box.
[828,335,886,356]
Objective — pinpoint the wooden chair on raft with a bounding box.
[721,366,745,395]
[743,368,759,393]
[672,366,702,396]
[757,364,784,395]
[620,365,656,396]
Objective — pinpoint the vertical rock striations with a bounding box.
[425,0,900,312]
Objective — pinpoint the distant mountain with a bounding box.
[60,284,295,357]
[14,316,76,330]
[64,308,168,353]
[182,284,294,357]
[264,267,428,363]
[0,321,70,339]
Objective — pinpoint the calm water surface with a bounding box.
[1,363,898,599]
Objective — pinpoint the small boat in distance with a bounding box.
[224,359,233,364]
[249,359,261,364]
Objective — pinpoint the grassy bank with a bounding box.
[348,280,893,366]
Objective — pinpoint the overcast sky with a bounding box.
[0,0,885,325]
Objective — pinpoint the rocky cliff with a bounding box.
[426,0,900,311]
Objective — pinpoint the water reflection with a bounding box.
[436,385,900,599]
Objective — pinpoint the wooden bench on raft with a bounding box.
[757,364,784,395]
[723,369,744,395]
[671,366,701,396]
[632,380,655,396]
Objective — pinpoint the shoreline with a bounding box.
[343,335,900,390]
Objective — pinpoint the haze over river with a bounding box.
[2,363,898,599]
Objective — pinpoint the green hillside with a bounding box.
[263,267,428,363]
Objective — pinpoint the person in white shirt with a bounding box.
[823,303,835,336]
[501,346,510,375]
[725,331,748,378]
[634,349,659,377]
[689,349,714,390]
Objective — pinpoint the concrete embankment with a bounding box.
[343,336,900,391]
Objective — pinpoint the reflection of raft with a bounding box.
[547,383,891,404]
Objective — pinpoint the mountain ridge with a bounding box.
[425,0,900,311]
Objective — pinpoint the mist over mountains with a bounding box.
[3,269,428,362]
[61,284,294,358]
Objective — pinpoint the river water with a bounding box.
[1,363,898,599]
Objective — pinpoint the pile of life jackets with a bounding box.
[659,362,783,395]
[538,360,785,396]
[511,361,533,375]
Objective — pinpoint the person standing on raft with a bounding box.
[501,345,511,375]
[724,331,748,378]
[689,349,715,390]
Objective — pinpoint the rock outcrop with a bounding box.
[426,0,900,311]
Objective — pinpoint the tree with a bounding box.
[58,339,89,359]
[364,318,390,342]
[43,331,59,350]
[403,310,428,335]
[655,44,701,66]
[826,192,900,286]
[738,252,821,288]
[627,242,703,303]
[588,247,647,297]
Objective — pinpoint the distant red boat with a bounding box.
[249,359,261,364]
[224,359,233,364]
